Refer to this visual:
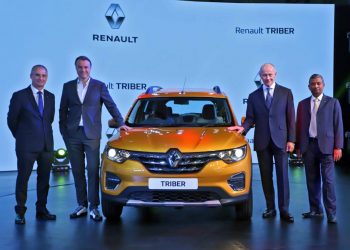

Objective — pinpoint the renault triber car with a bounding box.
[100,86,252,220]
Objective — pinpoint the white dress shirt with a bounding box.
[31,84,45,107]
[77,78,90,126]
[263,82,276,99]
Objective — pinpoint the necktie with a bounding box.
[309,98,319,137]
[265,87,272,109]
[37,91,44,116]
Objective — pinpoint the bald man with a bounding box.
[230,63,295,223]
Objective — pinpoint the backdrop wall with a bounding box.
[0,0,334,170]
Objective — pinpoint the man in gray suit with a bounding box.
[231,63,295,223]
[59,56,127,221]
[296,74,343,224]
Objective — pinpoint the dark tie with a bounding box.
[265,87,272,109]
[37,91,44,116]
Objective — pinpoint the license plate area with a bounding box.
[148,178,198,190]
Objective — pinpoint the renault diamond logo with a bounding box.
[105,4,125,29]
[167,149,182,168]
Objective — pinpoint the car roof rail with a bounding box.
[145,86,162,94]
[213,85,222,94]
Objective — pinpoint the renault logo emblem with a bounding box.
[167,149,182,168]
[105,4,125,29]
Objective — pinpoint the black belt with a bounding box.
[309,137,318,142]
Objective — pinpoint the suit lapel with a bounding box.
[257,86,267,110]
[43,91,51,118]
[83,78,95,104]
[71,79,81,104]
[305,97,311,116]
[318,95,329,112]
[303,97,312,128]
[26,86,41,117]
[271,84,281,108]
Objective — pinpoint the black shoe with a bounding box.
[89,208,103,222]
[70,205,88,219]
[280,212,294,223]
[15,214,25,225]
[262,209,276,219]
[36,208,56,220]
[302,211,324,219]
[328,216,337,224]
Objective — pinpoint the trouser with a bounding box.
[15,150,53,215]
[256,139,290,213]
[65,127,100,209]
[303,139,336,217]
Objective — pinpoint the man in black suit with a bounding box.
[230,63,295,223]
[296,74,343,224]
[8,65,56,225]
[59,56,127,221]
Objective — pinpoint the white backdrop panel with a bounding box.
[0,0,334,170]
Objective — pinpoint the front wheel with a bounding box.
[235,191,253,220]
[101,196,123,221]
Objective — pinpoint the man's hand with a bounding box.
[119,125,130,131]
[286,142,295,153]
[334,148,342,162]
[227,126,244,134]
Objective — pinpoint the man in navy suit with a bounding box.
[230,63,295,223]
[296,74,343,224]
[8,65,56,224]
[59,56,127,221]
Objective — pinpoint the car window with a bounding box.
[127,97,234,127]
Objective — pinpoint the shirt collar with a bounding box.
[31,84,44,95]
[77,77,90,87]
[263,82,276,91]
[311,93,323,102]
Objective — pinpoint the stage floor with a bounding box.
[0,164,349,250]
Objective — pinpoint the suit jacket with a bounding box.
[7,85,55,152]
[296,95,343,154]
[59,78,124,140]
[243,84,295,151]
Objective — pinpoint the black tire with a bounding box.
[101,196,123,221]
[235,191,253,220]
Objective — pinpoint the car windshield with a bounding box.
[126,97,235,127]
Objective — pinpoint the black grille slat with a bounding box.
[129,151,219,174]
[129,191,220,203]
[145,164,204,173]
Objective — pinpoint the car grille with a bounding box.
[129,151,219,173]
[129,191,221,203]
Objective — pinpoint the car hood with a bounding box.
[107,127,247,152]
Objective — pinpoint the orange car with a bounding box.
[101,86,252,220]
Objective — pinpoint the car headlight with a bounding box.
[106,147,130,163]
[217,145,247,163]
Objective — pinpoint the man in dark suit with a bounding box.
[7,65,56,225]
[230,63,295,222]
[59,56,126,221]
[296,74,343,224]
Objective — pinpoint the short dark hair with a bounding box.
[75,56,92,67]
[309,74,324,84]
[31,65,48,75]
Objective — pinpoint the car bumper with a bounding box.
[102,187,250,207]
[101,155,252,207]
